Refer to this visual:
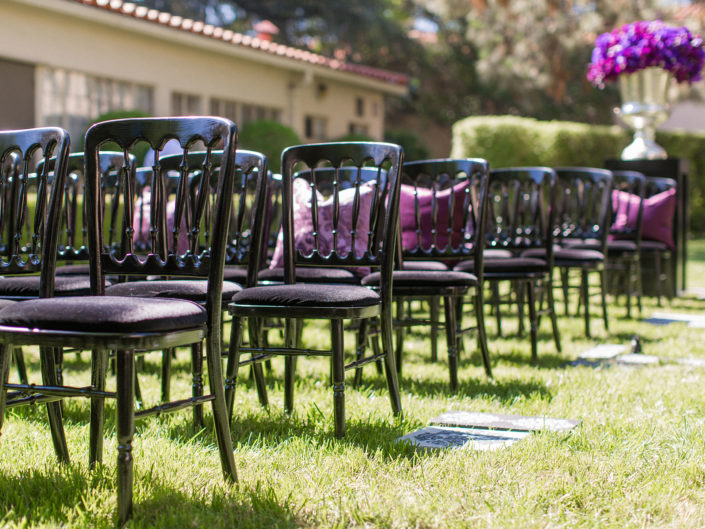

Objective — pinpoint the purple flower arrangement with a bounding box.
[587,20,705,87]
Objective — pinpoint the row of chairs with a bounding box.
[0,117,676,524]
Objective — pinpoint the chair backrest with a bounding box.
[0,127,70,297]
[37,151,134,262]
[155,149,269,287]
[486,167,557,260]
[611,170,646,244]
[554,167,614,252]
[277,141,403,292]
[84,117,246,324]
[400,158,490,267]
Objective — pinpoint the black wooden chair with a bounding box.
[641,176,678,304]
[225,142,404,438]
[457,167,561,361]
[606,170,646,318]
[117,148,270,413]
[0,117,246,525]
[552,167,613,337]
[363,158,492,387]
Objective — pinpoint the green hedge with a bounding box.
[451,115,705,234]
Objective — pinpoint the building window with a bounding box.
[38,66,153,143]
[241,103,281,126]
[355,97,365,117]
[210,97,239,122]
[305,116,328,140]
[348,123,369,136]
[171,92,201,115]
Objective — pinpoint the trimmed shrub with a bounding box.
[384,129,430,162]
[451,115,705,233]
[238,120,300,173]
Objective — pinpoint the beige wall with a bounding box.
[0,0,403,141]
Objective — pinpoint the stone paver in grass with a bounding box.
[616,353,661,365]
[577,343,628,360]
[398,426,530,450]
[643,311,705,327]
[430,410,580,432]
[397,411,578,451]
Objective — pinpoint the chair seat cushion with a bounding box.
[560,238,601,249]
[223,265,248,283]
[105,280,241,302]
[553,248,604,264]
[0,299,16,310]
[401,260,449,271]
[0,296,206,333]
[454,257,548,274]
[607,239,638,253]
[258,267,359,284]
[361,270,477,287]
[483,248,514,259]
[231,283,380,308]
[641,240,670,251]
[0,275,93,297]
[55,264,90,276]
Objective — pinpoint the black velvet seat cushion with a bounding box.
[607,239,638,254]
[105,280,241,303]
[223,265,248,283]
[0,299,16,310]
[554,248,604,265]
[258,267,359,285]
[362,270,477,287]
[231,283,380,308]
[641,240,670,251]
[401,260,449,271]
[454,257,548,274]
[55,264,90,276]
[483,248,514,259]
[0,296,206,333]
[560,238,602,249]
[0,275,93,297]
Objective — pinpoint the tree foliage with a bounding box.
[133,0,697,130]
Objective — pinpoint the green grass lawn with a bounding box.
[4,246,705,528]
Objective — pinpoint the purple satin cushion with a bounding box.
[610,188,675,250]
[400,181,469,251]
[270,178,375,274]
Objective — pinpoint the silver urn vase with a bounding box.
[614,67,671,160]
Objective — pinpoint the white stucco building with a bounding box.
[0,0,408,144]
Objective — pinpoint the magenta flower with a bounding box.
[587,20,705,87]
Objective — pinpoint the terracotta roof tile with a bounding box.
[69,0,408,86]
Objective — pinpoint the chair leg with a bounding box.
[90,349,107,468]
[353,318,368,388]
[248,318,269,408]
[560,268,570,316]
[653,252,663,306]
[625,260,633,319]
[161,348,173,402]
[516,281,525,337]
[284,319,298,414]
[474,286,493,378]
[380,303,402,418]
[635,256,643,314]
[394,299,404,376]
[54,347,64,387]
[191,342,204,430]
[443,296,458,392]
[116,349,135,527]
[600,269,609,332]
[12,347,27,385]
[0,344,12,437]
[546,277,562,353]
[331,318,346,438]
[429,296,439,363]
[225,316,243,420]
[491,283,502,336]
[581,270,591,337]
[204,333,238,484]
[40,346,69,464]
[527,282,538,363]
